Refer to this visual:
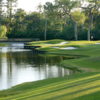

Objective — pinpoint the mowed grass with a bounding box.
[28,39,100,71]
[0,72,100,100]
[0,39,100,100]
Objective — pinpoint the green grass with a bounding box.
[0,72,100,100]
[0,43,7,47]
[0,39,100,100]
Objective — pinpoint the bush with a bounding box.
[0,26,7,38]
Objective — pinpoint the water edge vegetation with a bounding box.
[0,39,100,100]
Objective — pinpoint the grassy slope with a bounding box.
[0,39,100,100]
[0,72,100,100]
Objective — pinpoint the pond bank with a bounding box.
[0,39,100,100]
[0,43,8,47]
[0,42,78,91]
[25,39,100,72]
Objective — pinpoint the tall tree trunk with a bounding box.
[88,10,92,41]
[6,25,8,34]
[10,8,12,24]
[45,12,47,41]
[69,14,78,41]
[6,0,10,33]
[64,15,66,27]
[74,22,77,41]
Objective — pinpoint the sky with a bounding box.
[17,0,54,12]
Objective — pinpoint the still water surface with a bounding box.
[0,43,76,91]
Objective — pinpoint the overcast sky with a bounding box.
[17,0,54,12]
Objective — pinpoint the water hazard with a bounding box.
[0,43,77,91]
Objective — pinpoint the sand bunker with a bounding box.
[61,47,77,50]
[41,42,68,45]
[58,42,69,45]
[95,43,100,44]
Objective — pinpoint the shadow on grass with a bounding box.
[6,75,100,100]
[47,85,100,100]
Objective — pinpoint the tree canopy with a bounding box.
[0,0,100,40]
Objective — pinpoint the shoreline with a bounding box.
[0,39,100,99]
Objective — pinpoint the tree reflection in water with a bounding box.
[0,43,77,90]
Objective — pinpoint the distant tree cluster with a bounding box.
[0,0,100,40]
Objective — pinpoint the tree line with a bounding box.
[0,0,100,41]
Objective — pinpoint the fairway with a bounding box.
[1,0,100,99]
[0,40,100,100]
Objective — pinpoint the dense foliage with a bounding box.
[0,0,100,40]
[0,26,7,38]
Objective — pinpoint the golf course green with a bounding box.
[0,39,100,100]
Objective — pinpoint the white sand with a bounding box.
[58,42,69,45]
[95,43,100,44]
[61,47,77,50]
[41,42,68,45]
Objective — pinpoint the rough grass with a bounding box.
[0,39,100,100]
[0,43,7,47]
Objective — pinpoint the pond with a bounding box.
[0,42,77,91]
